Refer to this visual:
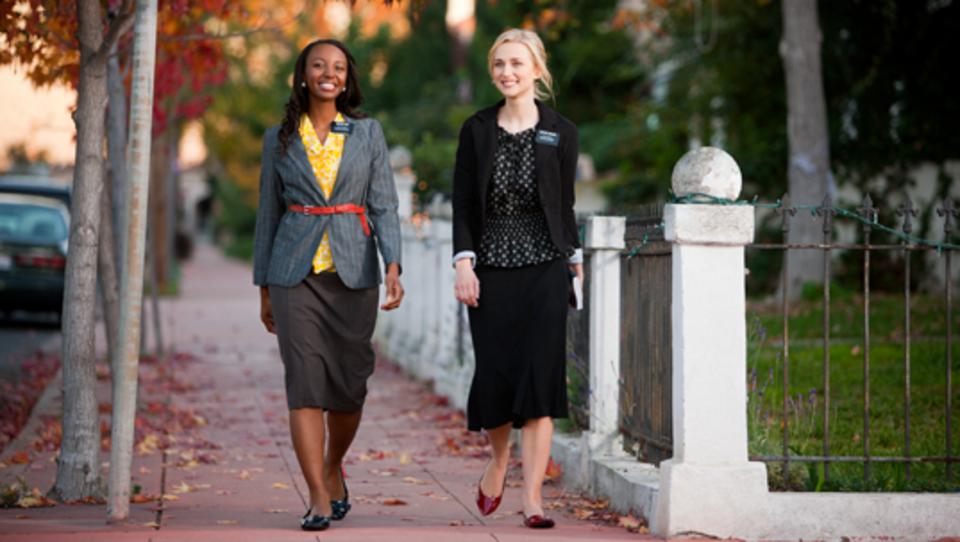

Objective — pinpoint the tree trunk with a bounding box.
[49,0,111,503]
[107,43,128,268]
[149,136,170,289]
[98,170,120,380]
[780,0,832,297]
[107,0,158,522]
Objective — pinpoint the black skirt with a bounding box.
[269,272,379,411]
[466,258,569,431]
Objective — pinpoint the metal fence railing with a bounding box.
[573,195,959,490]
[748,194,958,488]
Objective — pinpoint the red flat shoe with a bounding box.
[476,462,505,516]
[523,514,555,529]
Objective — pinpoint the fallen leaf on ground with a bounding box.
[215,490,231,496]
[161,494,180,501]
[402,476,429,485]
[449,519,465,526]
[137,434,161,456]
[216,519,238,525]
[370,468,396,477]
[9,452,29,465]
[237,470,251,480]
[264,508,288,513]
[16,494,55,508]
[271,482,290,490]
[358,449,395,461]
[380,498,407,506]
[143,521,160,528]
[398,452,412,465]
[617,514,643,530]
[130,493,157,504]
[573,508,593,520]
[421,491,449,501]
[544,457,562,481]
[171,481,193,494]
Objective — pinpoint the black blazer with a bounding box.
[452,100,580,260]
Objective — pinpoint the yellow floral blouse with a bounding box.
[299,112,346,273]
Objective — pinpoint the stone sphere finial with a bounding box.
[671,147,742,201]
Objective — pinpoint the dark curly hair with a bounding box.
[277,39,366,155]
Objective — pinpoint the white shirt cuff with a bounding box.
[452,250,477,268]
[567,248,583,264]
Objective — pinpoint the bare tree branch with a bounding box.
[99,0,136,58]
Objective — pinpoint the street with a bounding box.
[0,314,59,384]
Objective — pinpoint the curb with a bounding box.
[0,337,63,466]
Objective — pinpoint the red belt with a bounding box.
[288,204,371,236]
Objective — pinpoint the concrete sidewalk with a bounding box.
[0,244,653,541]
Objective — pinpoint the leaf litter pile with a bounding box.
[0,351,219,509]
[0,351,60,455]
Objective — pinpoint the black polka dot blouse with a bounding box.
[478,126,563,268]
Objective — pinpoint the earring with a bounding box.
[341,87,346,92]
[301,82,306,88]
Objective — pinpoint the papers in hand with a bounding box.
[571,276,583,311]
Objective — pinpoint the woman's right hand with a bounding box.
[454,259,480,307]
[260,287,277,334]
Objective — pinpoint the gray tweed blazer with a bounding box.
[252,118,402,289]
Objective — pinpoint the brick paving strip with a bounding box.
[0,244,652,542]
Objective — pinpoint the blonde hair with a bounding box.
[487,28,554,101]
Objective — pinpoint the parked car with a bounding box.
[0,193,70,321]
[0,175,71,208]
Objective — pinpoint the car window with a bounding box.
[0,203,68,242]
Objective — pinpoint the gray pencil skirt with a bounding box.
[269,272,378,411]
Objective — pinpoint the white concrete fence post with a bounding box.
[652,147,768,537]
[584,216,626,454]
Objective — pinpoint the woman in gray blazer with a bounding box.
[252,38,403,531]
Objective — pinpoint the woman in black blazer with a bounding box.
[452,28,582,530]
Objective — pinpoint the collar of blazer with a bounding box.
[282,117,361,205]
[473,99,562,212]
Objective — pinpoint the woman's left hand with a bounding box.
[569,263,584,285]
[381,263,404,311]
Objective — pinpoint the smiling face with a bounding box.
[303,43,348,103]
[490,41,541,100]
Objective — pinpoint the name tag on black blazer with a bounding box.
[331,121,354,134]
[535,129,560,147]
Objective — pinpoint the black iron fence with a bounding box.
[568,195,959,490]
[748,194,958,489]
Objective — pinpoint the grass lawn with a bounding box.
[747,292,960,491]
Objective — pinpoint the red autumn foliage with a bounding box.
[0,0,240,134]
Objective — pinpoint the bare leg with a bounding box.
[289,408,333,516]
[480,422,512,497]
[323,409,363,500]
[520,416,553,516]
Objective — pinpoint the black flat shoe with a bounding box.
[330,469,351,520]
[300,509,331,531]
